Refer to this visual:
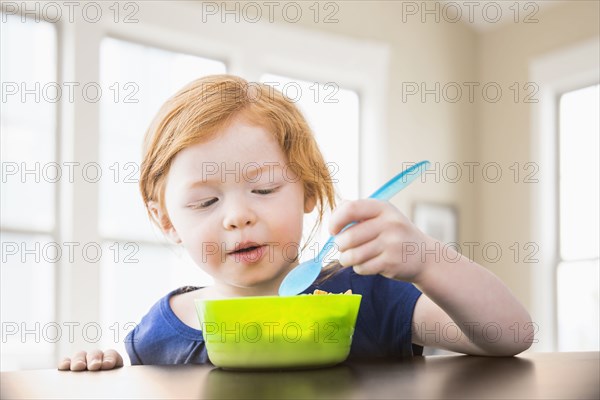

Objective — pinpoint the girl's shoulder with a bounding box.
[169,286,205,329]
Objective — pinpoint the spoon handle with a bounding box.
[368,160,430,201]
[314,160,430,264]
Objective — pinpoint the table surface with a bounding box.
[1,352,598,399]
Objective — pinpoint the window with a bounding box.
[557,84,599,351]
[98,38,226,353]
[0,14,57,370]
[260,74,360,261]
[530,38,599,351]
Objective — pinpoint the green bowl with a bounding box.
[194,294,362,369]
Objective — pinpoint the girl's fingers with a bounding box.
[102,349,124,370]
[338,238,382,268]
[329,199,384,235]
[58,349,124,371]
[57,357,71,371]
[352,253,389,276]
[335,218,382,252]
[70,351,88,371]
[86,349,104,371]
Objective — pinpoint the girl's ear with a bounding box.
[304,194,316,213]
[148,201,182,244]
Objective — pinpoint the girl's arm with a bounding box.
[410,246,534,355]
[330,199,534,356]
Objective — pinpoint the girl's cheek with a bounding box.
[276,216,304,243]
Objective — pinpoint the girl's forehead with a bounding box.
[182,121,282,160]
[168,120,289,184]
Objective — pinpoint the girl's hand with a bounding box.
[57,349,124,371]
[330,199,434,283]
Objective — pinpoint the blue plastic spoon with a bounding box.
[278,160,430,296]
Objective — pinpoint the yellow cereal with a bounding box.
[310,289,353,295]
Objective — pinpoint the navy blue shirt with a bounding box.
[125,268,422,365]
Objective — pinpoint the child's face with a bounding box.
[161,116,314,295]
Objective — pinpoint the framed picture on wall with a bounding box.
[412,203,458,244]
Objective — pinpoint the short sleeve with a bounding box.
[123,288,209,365]
[124,326,142,365]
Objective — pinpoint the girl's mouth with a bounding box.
[228,244,267,264]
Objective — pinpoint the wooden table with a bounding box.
[1,352,598,399]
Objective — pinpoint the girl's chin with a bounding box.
[221,271,287,294]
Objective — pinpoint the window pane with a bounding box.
[557,260,599,351]
[98,38,227,241]
[260,74,360,261]
[557,84,599,352]
[0,14,56,231]
[559,84,600,260]
[1,232,56,370]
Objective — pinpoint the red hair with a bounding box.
[139,74,336,242]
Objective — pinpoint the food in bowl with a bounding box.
[195,294,362,369]
[311,289,353,295]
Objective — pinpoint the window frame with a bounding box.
[530,37,600,351]
[0,8,61,370]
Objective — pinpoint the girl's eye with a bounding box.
[253,187,279,195]
[191,198,218,209]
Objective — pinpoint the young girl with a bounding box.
[59,75,533,371]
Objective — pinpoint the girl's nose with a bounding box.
[222,200,257,230]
